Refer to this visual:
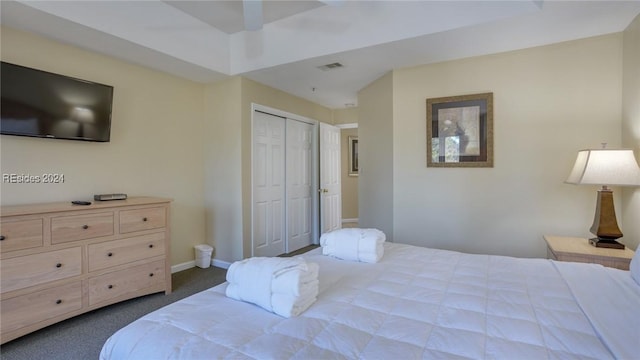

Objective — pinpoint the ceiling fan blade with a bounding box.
[243,0,263,31]
[318,0,343,6]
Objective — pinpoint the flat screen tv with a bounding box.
[1,61,114,142]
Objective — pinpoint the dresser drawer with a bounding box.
[0,218,43,252]
[1,281,82,335]
[88,260,165,306]
[51,212,114,244]
[120,207,166,234]
[88,232,165,272]
[1,247,82,293]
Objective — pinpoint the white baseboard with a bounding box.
[342,218,359,224]
[171,260,195,273]
[212,259,232,269]
[171,258,231,273]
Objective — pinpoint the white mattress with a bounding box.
[100,243,640,359]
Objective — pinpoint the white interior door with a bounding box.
[252,111,286,257]
[286,119,314,253]
[320,122,342,235]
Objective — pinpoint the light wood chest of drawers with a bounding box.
[0,197,171,344]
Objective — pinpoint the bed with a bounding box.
[100,242,640,359]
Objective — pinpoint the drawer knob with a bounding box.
[0,235,5,241]
[148,244,154,248]
[143,217,148,222]
[149,273,154,277]
[56,263,62,268]
[108,285,113,289]
[56,299,62,305]
[82,225,89,230]
[108,252,113,257]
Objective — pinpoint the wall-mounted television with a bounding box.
[1,61,114,142]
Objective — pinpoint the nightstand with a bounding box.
[544,235,634,270]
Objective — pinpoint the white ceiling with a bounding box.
[2,1,640,109]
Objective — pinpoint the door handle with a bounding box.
[318,188,328,193]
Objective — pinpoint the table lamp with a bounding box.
[565,148,640,249]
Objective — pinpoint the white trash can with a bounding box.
[194,244,214,268]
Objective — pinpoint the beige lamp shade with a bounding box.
[566,149,640,186]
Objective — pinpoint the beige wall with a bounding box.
[622,14,640,251]
[241,78,333,125]
[0,27,206,265]
[334,107,359,222]
[358,72,394,238]
[333,107,358,125]
[203,77,243,263]
[361,34,625,257]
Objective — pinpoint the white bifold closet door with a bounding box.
[286,119,314,253]
[252,111,314,257]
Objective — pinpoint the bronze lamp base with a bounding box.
[589,186,625,249]
[589,238,625,249]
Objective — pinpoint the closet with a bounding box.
[252,110,316,257]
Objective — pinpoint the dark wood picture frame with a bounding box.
[426,92,493,167]
[348,136,359,176]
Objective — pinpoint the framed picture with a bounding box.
[348,136,359,176]
[426,92,493,167]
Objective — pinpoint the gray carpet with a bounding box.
[0,265,228,360]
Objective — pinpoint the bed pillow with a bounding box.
[631,248,640,286]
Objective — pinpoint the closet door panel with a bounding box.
[252,112,286,257]
[287,119,314,253]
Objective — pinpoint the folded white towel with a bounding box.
[225,257,306,312]
[226,281,318,318]
[272,262,319,296]
[226,257,306,284]
[272,281,319,317]
[225,257,277,311]
[320,228,386,263]
[225,257,319,317]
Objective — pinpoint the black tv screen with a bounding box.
[1,62,113,142]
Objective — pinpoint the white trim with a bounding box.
[336,123,358,129]
[213,258,232,269]
[342,218,359,224]
[171,259,232,273]
[252,103,317,125]
[171,260,195,273]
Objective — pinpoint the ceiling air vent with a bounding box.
[317,62,344,71]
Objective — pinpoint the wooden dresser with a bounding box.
[0,197,171,344]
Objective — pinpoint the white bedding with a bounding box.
[100,243,639,359]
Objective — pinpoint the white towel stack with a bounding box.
[225,257,319,318]
[320,228,386,263]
